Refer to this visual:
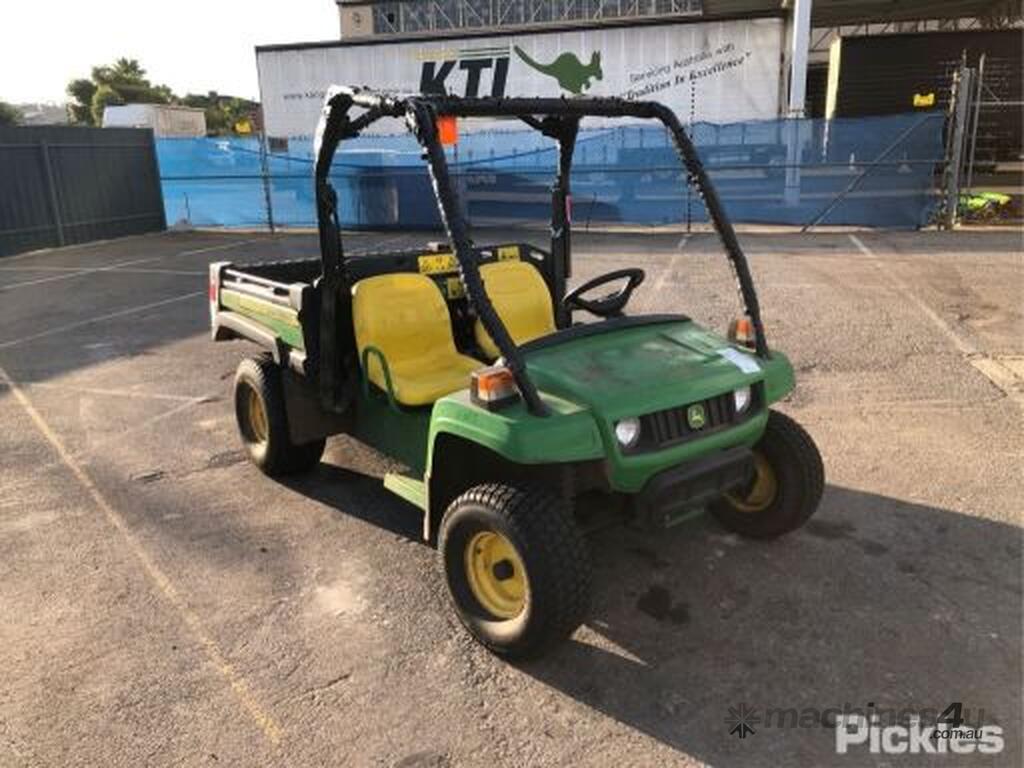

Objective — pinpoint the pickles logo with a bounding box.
[687,403,706,430]
[513,46,603,94]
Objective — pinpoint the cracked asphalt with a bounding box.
[0,227,1020,767]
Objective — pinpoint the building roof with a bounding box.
[336,0,1020,27]
[706,0,1018,25]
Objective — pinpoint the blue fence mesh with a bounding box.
[156,112,945,230]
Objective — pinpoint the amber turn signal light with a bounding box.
[728,317,757,349]
[471,366,520,410]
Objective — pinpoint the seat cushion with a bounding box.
[352,273,479,406]
[474,260,556,358]
[385,352,481,406]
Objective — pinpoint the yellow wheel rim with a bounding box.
[726,452,777,513]
[464,531,528,619]
[247,388,268,443]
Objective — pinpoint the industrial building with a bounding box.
[325,0,1022,119]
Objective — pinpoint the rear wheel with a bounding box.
[710,410,823,539]
[439,483,591,658]
[234,355,325,476]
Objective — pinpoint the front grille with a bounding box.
[638,390,746,450]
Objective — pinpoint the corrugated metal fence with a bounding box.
[0,126,165,258]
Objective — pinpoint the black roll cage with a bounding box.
[313,86,768,417]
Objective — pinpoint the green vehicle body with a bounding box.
[213,279,793,537]
[210,89,827,657]
[424,321,793,490]
[210,87,802,542]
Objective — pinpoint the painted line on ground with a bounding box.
[0,291,203,351]
[0,237,256,291]
[0,365,283,746]
[79,392,220,454]
[0,230,170,263]
[0,265,206,276]
[109,267,206,276]
[0,255,168,291]
[848,233,1023,406]
[26,382,202,402]
[655,234,691,291]
[2,235,259,275]
[0,265,98,272]
[165,238,264,259]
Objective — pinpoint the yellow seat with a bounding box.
[352,273,480,406]
[473,260,556,359]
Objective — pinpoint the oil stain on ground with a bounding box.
[636,585,690,625]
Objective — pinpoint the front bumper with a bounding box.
[634,446,754,529]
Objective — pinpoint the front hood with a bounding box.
[524,320,765,419]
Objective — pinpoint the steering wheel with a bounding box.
[563,268,646,318]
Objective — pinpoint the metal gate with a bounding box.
[0,126,166,257]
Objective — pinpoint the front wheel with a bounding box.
[710,410,824,539]
[439,484,591,658]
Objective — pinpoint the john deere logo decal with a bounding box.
[687,403,706,430]
[513,46,603,94]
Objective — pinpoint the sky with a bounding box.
[1,1,339,104]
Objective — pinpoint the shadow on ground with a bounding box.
[520,484,1022,766]
[282,462,424,543]
[283,469,1022,767]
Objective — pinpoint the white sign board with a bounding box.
[257,18,784,140]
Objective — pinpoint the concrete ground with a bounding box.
[0,227,1020,767]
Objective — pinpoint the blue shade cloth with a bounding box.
[155,112,944,230]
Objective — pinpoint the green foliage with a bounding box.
[181,91,259,136]
[66,57,258,134]
[67,57,173,126]
[0,101,22,126]
[66,79,96,124]
[90,84,126,125]
[65,57,258,135]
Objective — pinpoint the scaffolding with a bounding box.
[366,0,702,35]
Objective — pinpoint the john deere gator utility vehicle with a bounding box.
[209,86,824,657]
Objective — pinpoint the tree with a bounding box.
[66,57,172,126]
[0,101,22,126]
[66,79,96,123]
[91,85,126,125]
[64,57,259,135]
[182,91,259,136]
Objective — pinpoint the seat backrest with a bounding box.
[474,260,556,358]
[352,273,457,369]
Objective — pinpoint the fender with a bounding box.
[422,390,604,538]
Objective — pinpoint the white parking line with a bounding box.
[82,395,215,453]
[0,231,169,262]
[0,265,96,272]
[26,382,202,402]
[168,238,264,258]
[0,265,205,275]
[0,365,282,746]
[0,265,206,278]
[848,233,1022,406]
[655,234,691,291]
[0,291,203,351]
[2,237,260,282]
[112,268,206,276]
[0,255,167,291]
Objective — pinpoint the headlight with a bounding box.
[614,417,641,449]
[733,386,752,414]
